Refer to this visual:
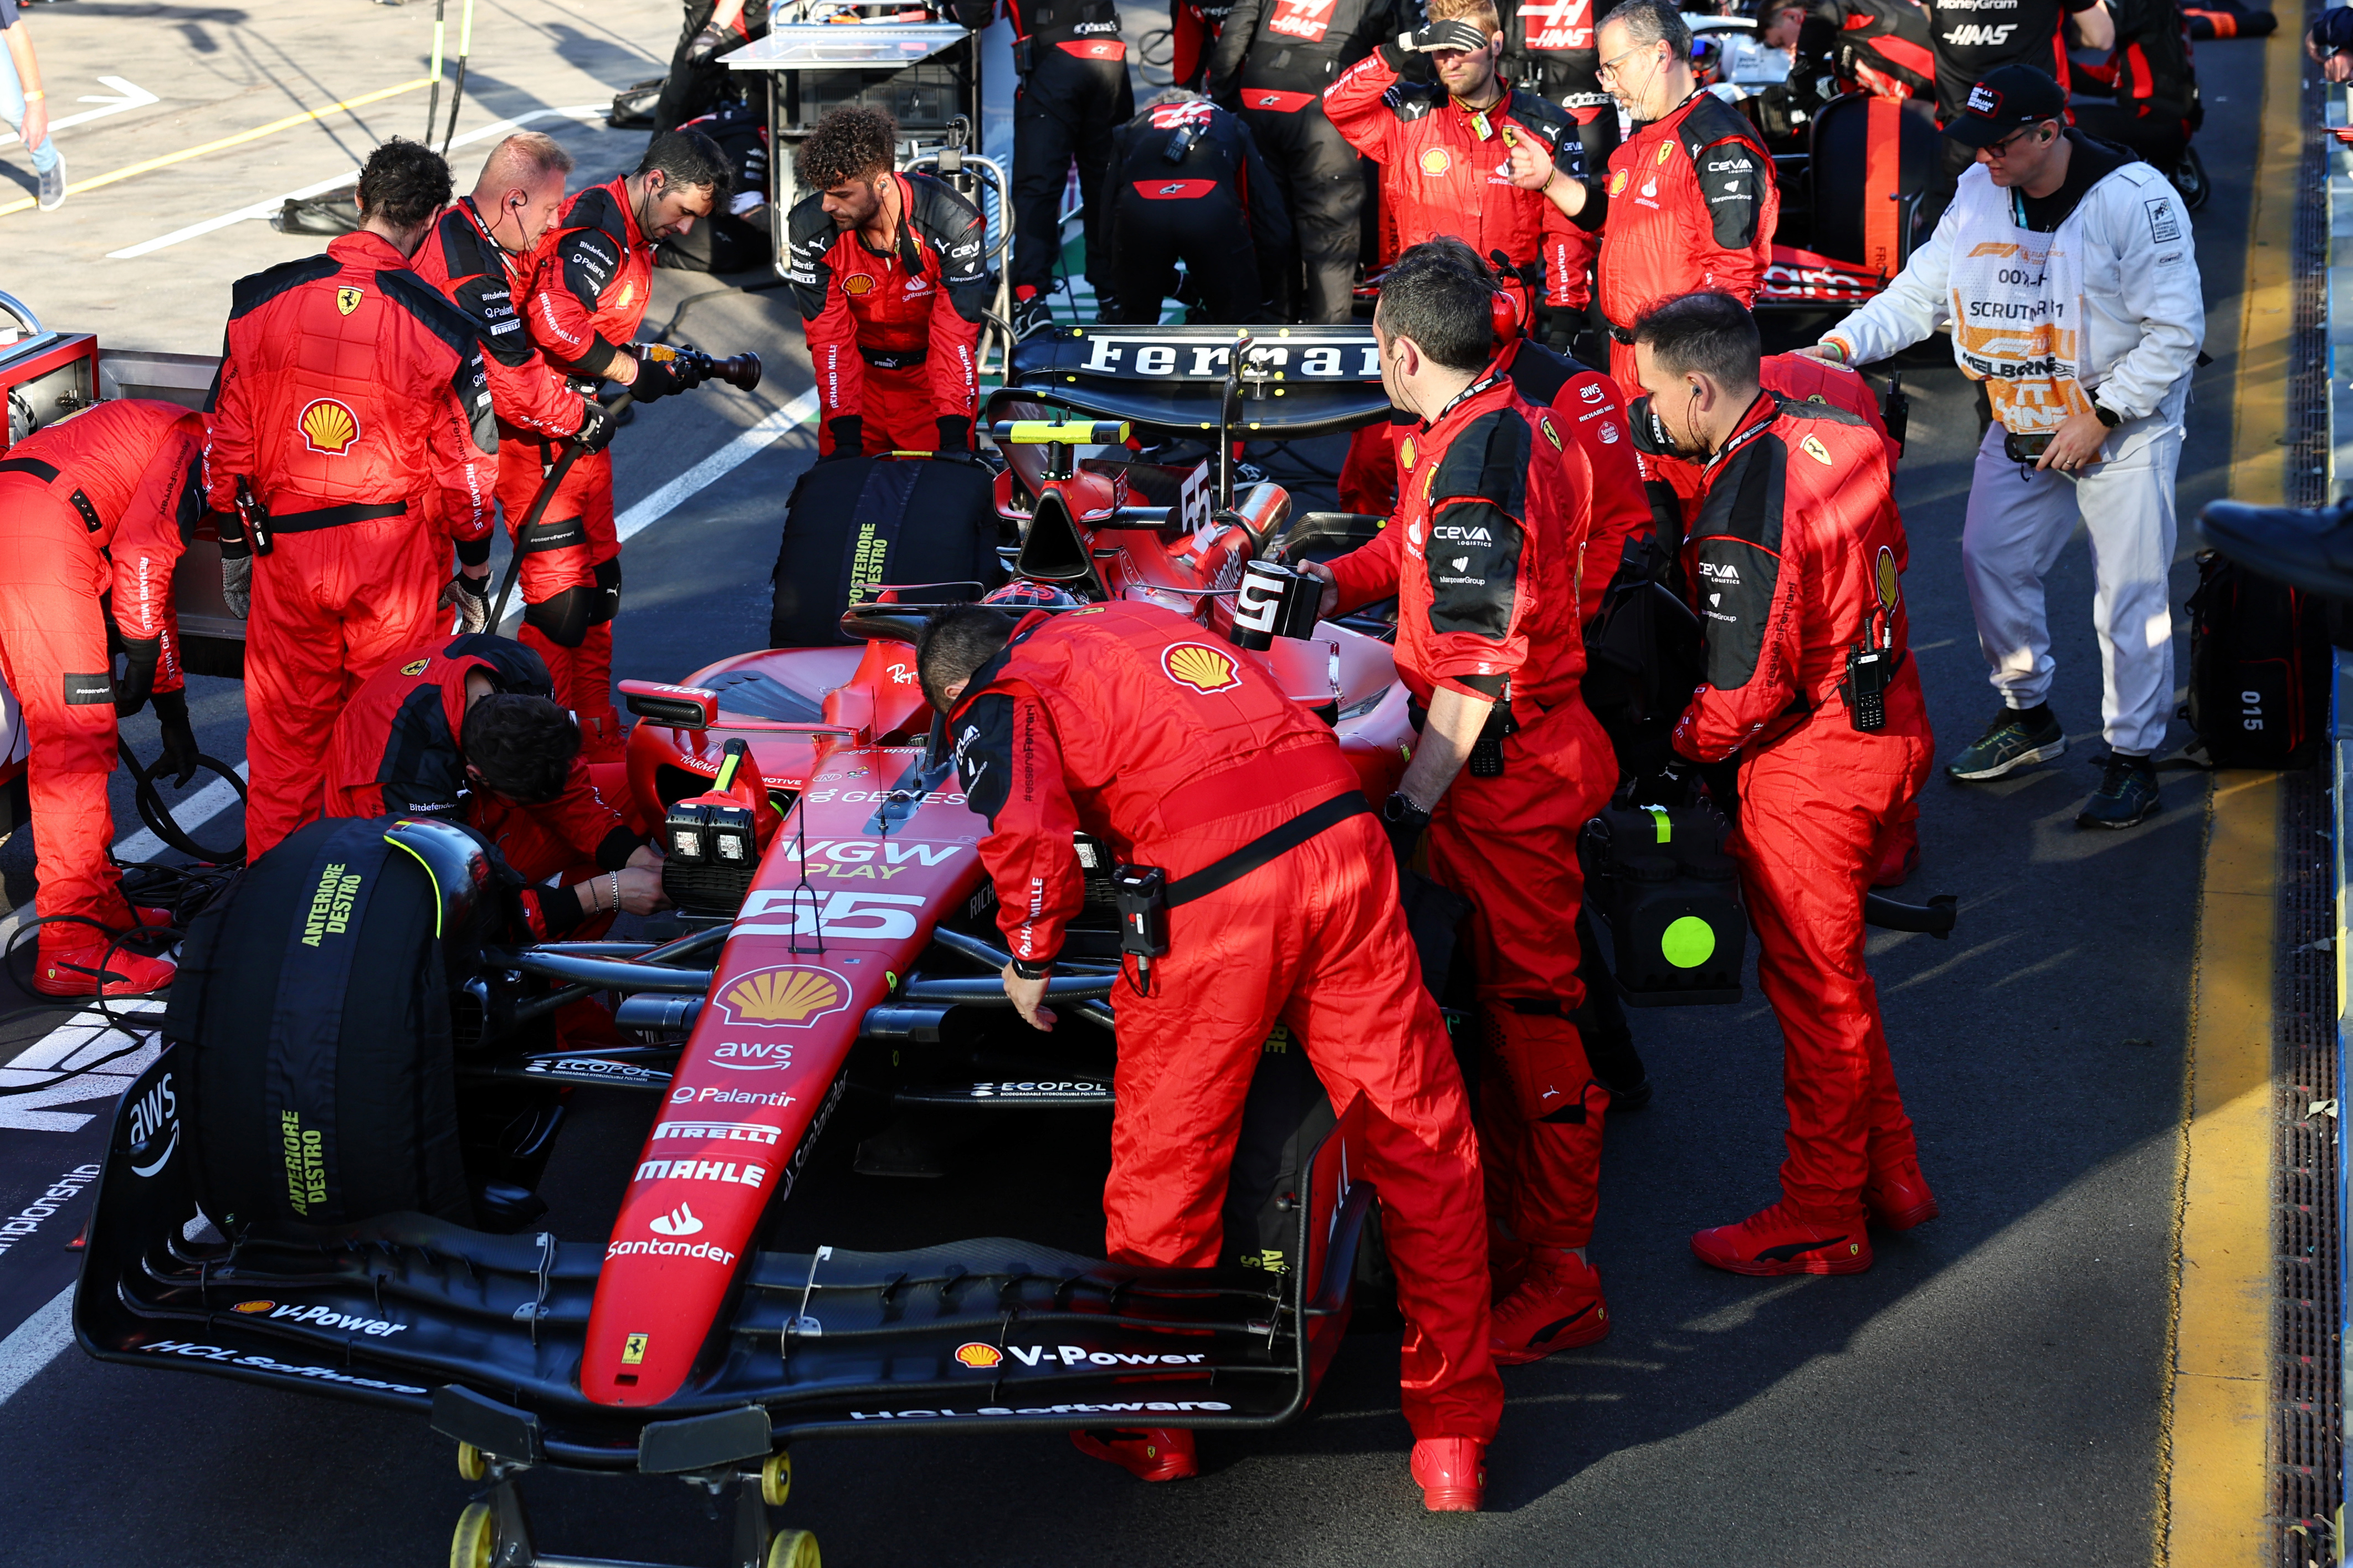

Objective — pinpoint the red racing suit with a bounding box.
[414,197,595,445]
[512,176,660,754]
[1664,390,1931,1221]
[1324,46,1586,314]
[324,633,645,938]
[782,172,990,456]
[1339,338,1647,628]
[1588,89,1777,393]
[0,399,204,952]
[205,228,498,858]
[949,602,1500,1443]
[1325,371,1618,1251]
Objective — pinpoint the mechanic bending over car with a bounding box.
[515,127,731,764]
[1096,90,1292,326]
[0,399,206,996]
[323,632,667,941]
[1628,291,1937,1275]
[1300,243,1622,1368]
[1503,0,1777,398]
[1806,64,2203,830]
[918,598,1503,1513]
[414,132,622,604]
[206,137,498,862]
[785,105,990,460]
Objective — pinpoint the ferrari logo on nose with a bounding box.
[336,286,363,316]
[622,1333,649,1365]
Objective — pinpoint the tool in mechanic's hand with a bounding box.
[1231,559,1320,651]
[487,390,633,631]
[1111,863,1170,995]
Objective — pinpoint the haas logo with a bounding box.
[649,1203,703,1237]
[297,399,361,456]
[1519,0,1593,50]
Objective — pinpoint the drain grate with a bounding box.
[2274,770,2341,1566]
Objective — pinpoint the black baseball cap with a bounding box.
[1942,65,2068,148]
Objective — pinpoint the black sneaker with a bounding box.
[1945,706,2066,782]
[2077,753,2161,830]
[1013,296,1055,340]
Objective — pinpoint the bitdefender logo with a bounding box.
[649,1202,703,1237]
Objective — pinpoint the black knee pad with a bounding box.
[525,586,594,649]
[590,557,622,626]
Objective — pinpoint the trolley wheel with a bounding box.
[2172,145,2210,212]
[457,1442,488,1482]
[451,1502,499,1568]
[766,1529,820,1568]
[760,1451,792,1508]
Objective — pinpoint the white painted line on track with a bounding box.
[107,104,607,260]
[0,77,159,148]
[0,1286,74,1405]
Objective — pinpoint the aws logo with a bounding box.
[714,965,850,1027]
[297,398,361,456]
[1162,643,1242,694]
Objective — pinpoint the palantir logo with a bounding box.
[649,1202,703,1237]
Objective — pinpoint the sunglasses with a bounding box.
[1981,124,2050,157]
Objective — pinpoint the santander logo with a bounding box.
[649,1202,704,1237]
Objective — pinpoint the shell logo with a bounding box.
[1875,544,1899,610]
[1418,147,1451,177]
[1399,435,1417,471]
[1607,168,1628,197]
[231,1299,275,1314]
[953,1342,1003,1369]
[1801,434,1834,467]
[716,965,850,1026]
[298,398,361,456]
[843,274,876,295]
[1162,642,1242,695]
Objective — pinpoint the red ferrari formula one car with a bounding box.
[76,328,1420,1568]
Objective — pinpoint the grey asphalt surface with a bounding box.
[0,2,2267,1564]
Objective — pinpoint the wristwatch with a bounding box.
[1009,957,1053,982]
[2092,402,2123,429]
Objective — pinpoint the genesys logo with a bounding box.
[141,1341,427,1395]
[226,1300,409,1338]
[952,1343,1209,1370]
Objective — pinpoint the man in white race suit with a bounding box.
[1802,63,2202,830]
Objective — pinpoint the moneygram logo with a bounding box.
[715,965,849,1028]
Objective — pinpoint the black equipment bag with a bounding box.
[769,454,1006,647]
[1583,533,1705,781]
[1578,796,1747,1006]
[609,77,665,129]
[2185,549,2329,769]
[166,817,480,1235]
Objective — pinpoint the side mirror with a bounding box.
[620,680,717,729]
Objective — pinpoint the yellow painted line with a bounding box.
[0,76,430,220]
[2155,21,2299,1562]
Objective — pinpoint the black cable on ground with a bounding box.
[123,750,248,866]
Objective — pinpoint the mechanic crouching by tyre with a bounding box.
[785,106,990,459]
[917,599,1503,1511]
[1096,91,1291,325]
[517,128,730,763]
[1628,291,1937,1274]
[1300,243,1622,1367]
[206,137,499,861]
[0,398,206,996]
[323,632,665,943]
[1804,65,2202,828]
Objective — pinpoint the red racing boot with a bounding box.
[33,940,176,998]
[1690,1201,1873,1277]
[1488,1249,1609,1365]
[1409,1436,1485,1512]
[1070,1427,1198,1482]
[1863,1158,1940,1231]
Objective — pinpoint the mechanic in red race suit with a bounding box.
[323,633,664,941]
[1204,0,1402,323]
[1324,0,1587,511]
[0,399,204,996]
[205,138,499,861]
[949,0,1134,336]
[1495,0,1616,339]
[920,597,1502,1510]
[783,106,988,459]
[514,129,729,762]
[1299,244,1621,1365]
[1503,0,1778,396]
[413,132,618,602]
[1760,0,1937,102]
[1096,92,1293,324]
[1628,291,1936,1273]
